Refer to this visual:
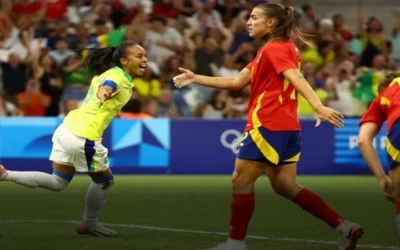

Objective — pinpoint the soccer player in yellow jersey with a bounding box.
[0,41,148,237]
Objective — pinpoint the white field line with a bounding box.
[0,220,399,249]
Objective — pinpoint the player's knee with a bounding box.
[51,171,73,192]
[270,177,300,198]
[231,171,255,193]
[52,182,67,192]
[92,174,114,190]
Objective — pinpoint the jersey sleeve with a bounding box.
[359,97,385,128]
[266,44,298,75]
[101,80,118,91]
[245,60,254,70]
[100,72,124,91]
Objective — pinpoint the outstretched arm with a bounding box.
[174,67,251,91]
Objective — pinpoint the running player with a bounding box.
[0,41,148,237]
[173,3,362,250]
[358,72,400,237]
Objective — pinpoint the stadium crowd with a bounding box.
[0,0,399,119]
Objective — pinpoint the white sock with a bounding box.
[82,182,110,226]
[2,171,67,191]
[227,238,245,244]
[335,220,350,233]
[395,214,400,237]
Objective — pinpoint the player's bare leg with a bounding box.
[200,159,265,250]
[76,168,117,237]
[0,162,74,191]
[390,165,400,237]
[265,163,363,250]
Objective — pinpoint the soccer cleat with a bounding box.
[76,223,118,237]
[200,239,247,250]
[338,221,364,250]
[0,165,7,179]
[395,214,400,238]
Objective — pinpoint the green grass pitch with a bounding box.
[0,175,398,250]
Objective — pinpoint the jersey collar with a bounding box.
[114,66,133,83]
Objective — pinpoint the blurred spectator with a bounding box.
[174,0,200,17]
[357,7,386,67]
[0,92,20,116]
[302,40,335,70]
[49,38,76,65]
[195,89,231,119]
[142,98,158,117]
[59,98,79,117]
[298,4,316,32]
[229,87,249,119]
[332,14,353,42]
[61,55,89,101]
[0,0,398,120]
[17,79,51,116]
[32,45,63,116]
[188,0,222,29]
[144,16,185,66]
[45,0,68,21]
[160,56,192,116]
[134,62,162,98]
[10,0,45,29]
[0,6,12,43]
[157,87,180,118]
[67,0,92,25]
[7,29,35,61]
[152,0,180,19]
[121,0,153,15]
[326,60,358,117]
[120,98,153,119]
[1,53,28,102]
[47,17,79,50]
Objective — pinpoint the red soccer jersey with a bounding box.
[45,0,68,20]
[359,78,400,131]
[12,1,42,15]
[245,40,301,132]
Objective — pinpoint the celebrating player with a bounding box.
[358,72,400,237]
[0,41,148,237]
[173,3,362,250]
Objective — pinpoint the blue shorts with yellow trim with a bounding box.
[386,119,400,170]
[237,126,301,166]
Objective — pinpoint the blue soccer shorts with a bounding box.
[237,126,302,166]
[386,119,400,170]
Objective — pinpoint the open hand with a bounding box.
[98,88,120,104]
[378,176,395,202]
[173,67,195,88]
[315,106,344,128]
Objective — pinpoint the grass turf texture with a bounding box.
[0,175,398,250]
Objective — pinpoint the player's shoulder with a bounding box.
[99,67,126,83]
[100,67,123,78]
[390,77,400,87]
[265,40,296,51]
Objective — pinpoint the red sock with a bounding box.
[229,193,255,240]
[396,201,400,215]
[293,188,343,229]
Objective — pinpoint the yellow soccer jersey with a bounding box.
[64,66,134,141]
